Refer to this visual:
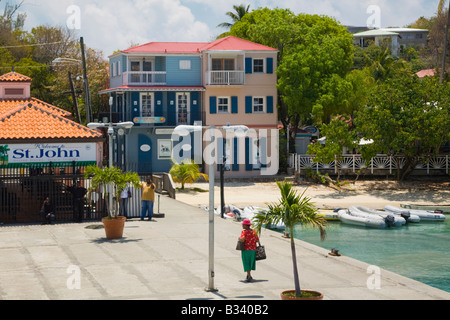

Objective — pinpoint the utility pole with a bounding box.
[68,72,81,124]
[440,1,450,84]
[80,37,92,122]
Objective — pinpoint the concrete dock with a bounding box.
[1,196,449,302]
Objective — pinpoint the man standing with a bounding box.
[68,181,87,223]
[140,177,155,221]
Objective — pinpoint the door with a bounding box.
[176,93,190,125]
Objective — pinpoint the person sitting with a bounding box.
[40,197,55,225]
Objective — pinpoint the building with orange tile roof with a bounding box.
[0,72,104,168]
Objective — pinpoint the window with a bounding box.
[253,59,264,73]
[218,97,230,113]
[415,33,423,39]
[212,59,234,71]
[253,97,264,113]
[140,93,154,117]
[179,60,191,70]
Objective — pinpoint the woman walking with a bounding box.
[239,219,260,282]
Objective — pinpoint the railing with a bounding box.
[289,154,450,176]
[124,71,167,86]
[207,71,245,85]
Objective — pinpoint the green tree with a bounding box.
[169,159,209,190]
[307,115,358,182]
[252,180,326,298]
[356,75,450,180]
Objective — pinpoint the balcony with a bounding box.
[123,71,167,86]
[207,71,245,86]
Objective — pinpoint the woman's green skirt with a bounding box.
[241,250,256,272]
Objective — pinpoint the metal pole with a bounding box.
[80,37,91,123]
[220,162,224,219]
[207,125,217,292]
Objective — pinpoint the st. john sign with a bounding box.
[0,143,97,167]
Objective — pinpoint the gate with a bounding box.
[0,163,106,224]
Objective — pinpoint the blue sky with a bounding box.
[10,0,442,57]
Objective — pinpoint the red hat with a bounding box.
[242,219,252,226]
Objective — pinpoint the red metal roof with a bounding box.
[120,36,277,54]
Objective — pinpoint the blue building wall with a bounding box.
[166,56,202,86]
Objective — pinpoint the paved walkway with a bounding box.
[1,196,449,301]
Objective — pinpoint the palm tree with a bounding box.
[252,180,327,298]
[217,4,250,29]
[169,159,209,190]
[85,166,141,218]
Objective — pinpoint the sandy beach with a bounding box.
[175,178,450,211]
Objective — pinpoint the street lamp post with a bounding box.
[87,98,134,217]
[173,124,248,292]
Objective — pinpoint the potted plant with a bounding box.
[85,165,141,239]
[252,180,327,300]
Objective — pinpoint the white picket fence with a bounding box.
[289,154,450,176]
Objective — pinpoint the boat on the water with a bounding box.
[352,205,406,227]
[401,203,450,214]
[385,205,445,222]
[316,209,340,221]
[242,206,285,230]
[338,209,387,228]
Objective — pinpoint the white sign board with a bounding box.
[2,143,97,165]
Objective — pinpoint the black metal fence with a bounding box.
[0,163,106,224]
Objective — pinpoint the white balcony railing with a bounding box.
[207,71,245,85]
[124,71,167,86]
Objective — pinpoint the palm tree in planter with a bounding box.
[252,180,327,300]
[85,165,141,239]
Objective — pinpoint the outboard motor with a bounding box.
[400,211,410,223]
[384,215,395,227]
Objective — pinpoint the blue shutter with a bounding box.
[245,58,253,74]
[210,96,217,114]
[217,137,224,171]
[155,92,163,117]
[168,92,176,125]
[232,138,239,171]
[245,137,253,171]
[245,96,253,114]
[191,92,201,122]
[267,96,274,114]
[266,57,273,74]
[231,96,238,114]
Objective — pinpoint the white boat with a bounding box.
[316,209,340,221]
[383,205,421,223]
[338,209,386,228]
[385,205,445,222]
[353,205,406,227]
[401,203,450,214]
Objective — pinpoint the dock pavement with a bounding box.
[1,196,449,304]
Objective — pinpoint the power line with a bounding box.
[0,41,65,49]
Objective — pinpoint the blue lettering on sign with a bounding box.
[12,147,81,160]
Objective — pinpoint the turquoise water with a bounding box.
[285,217,450,293]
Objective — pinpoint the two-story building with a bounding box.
[101,36,278,177]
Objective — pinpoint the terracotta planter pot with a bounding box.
[102,216,126,239]
[280,290,324,300]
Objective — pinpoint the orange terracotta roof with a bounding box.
[0,103,102,140]
[0,98,71,118]
[0,72,32,82]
